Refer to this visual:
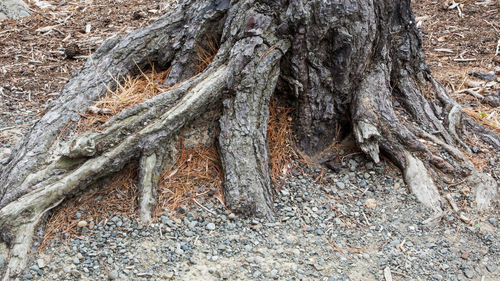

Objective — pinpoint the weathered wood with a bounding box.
[0,0,229,209]
[0,0,30,20]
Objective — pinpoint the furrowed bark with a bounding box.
[216,1,289,217]
[219,43,285,218]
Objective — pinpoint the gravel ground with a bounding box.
[5,156,498,281]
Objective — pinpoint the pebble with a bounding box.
[486,264,496,273]
[108,269,119,280]
[77,220,88,228]
[363,198,377,209]
[206,223,216,231]
[463,268,474,279]
[36,258,45,269]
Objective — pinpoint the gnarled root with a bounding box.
[351,62,499,224]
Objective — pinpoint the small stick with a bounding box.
[464,89,484,100]
[454,58,476,62]
[445,194,460,212]
[456,4,463,18]
[384,267,393,281]
[0,125,26,132]
[483,19,499,35]
[455,87,481,94]
[192,198,216,216]
[362,211,370,226]
[448,179,467,187]
[434,48,454,53]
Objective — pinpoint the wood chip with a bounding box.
[384,267,393,281]
[454,58,477,62]
[434,48,454,53]
[445,194,460,212]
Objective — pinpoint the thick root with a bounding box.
[0,63,229,279]
[138,153,160,224]
[403,151,443,213]
[0,0,229,208]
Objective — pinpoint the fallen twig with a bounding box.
[384,267,393,281]
[454,58,477,62]
[192,198,216,216]
[445,194,460,212]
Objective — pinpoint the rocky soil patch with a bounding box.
[8,157,499,281]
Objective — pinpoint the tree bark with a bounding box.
[1,0,498,279]
[0,0,30,20]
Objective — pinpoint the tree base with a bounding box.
[1,0,498,279]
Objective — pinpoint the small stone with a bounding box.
[486,264,496,273]
[71,270,81,278]
[389,240,401,247]
[64,43,81,59]
[336,182,345,189]
[36,258,46,268]
[63,265,72,273]
[206,223,216,231]
[77,220,88,228]
[75,212,82,219]
[23,273,34,280]
[269,269,278,278]
[463,268,474,279]
[363,198,377,209]
[228,213,236,220]
[108,269,119,280]
[72,257,80,264]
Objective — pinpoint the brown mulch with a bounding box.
[0,0,173,128]
[412,0,499,130]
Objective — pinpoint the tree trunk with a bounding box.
[1,0,498,279]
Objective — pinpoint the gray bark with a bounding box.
[0,0,30,20]
[0,0,499,279]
